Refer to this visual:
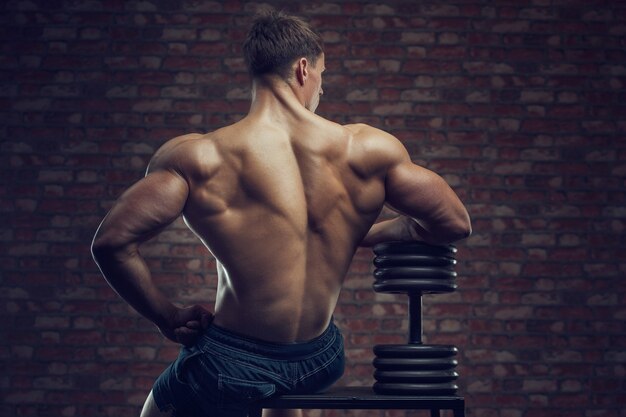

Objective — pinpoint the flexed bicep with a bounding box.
[93,169,189,251]
[385,160,471,244]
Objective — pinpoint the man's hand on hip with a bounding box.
[159,304,213,347]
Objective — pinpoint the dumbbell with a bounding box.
[372,241,460,396]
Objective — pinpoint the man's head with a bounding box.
[243,9,324,82]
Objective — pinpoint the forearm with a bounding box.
[92,245,176,328]
[360,216,421,247]
[360,213,470,247]
[407,217,465,245]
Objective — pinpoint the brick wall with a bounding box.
[1,1,625,416]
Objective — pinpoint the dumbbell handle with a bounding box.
[408,292,423,344]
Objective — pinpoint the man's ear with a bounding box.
[295,57,308,86]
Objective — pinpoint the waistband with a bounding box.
[200,320,340,360]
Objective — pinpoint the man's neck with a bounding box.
[248,77,312,124]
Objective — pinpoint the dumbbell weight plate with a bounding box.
[374,267,457,280]
[374,370,458,383]
[373,357,458,371]
[374,344,458,358]
[373,382,458,396]
[373,241,456,257]
[374,254,457,268]
[373,279,457,294]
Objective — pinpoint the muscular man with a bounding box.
[92,9,471,417]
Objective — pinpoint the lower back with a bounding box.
[212,272,340,342]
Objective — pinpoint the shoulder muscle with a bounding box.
[146,133,204,173]
[146,133,220,180]
[344,123,411,177]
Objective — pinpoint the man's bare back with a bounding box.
[148,104,402,341]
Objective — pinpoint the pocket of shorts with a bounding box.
[173,347,203,385]
[218,373,276,404]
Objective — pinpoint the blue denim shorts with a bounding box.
[152,321,345,417]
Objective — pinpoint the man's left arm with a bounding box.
[91,168,211,346]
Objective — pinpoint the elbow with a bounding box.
[430,215,472,245]
[448,214,472,243]
[91,233,113,264]
[456,218,472,241]
[91,229,128,264]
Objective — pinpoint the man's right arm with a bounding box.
[359,126,471,246]
[91,137,212,346]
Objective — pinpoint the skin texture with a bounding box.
[93,53,471,417]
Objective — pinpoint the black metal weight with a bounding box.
[373,357,458,371]
[373,382,458,396]
[371,241,462,396]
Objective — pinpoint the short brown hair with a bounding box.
[243,9,324,80]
